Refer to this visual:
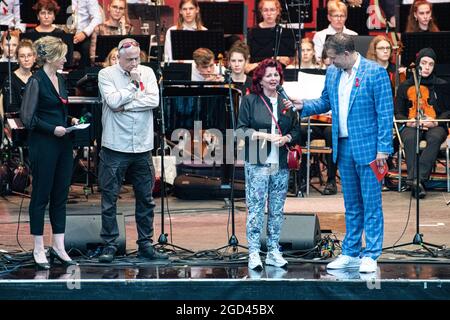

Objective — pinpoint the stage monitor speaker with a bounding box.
[65,212,126,255]
[260,213,321,251]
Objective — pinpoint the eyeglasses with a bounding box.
[111,5,125,11]
[118,40,139,51]
[330,14,346,19]
[376,46,391,51]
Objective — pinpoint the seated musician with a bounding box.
[395,48,447,199]
[103,47,119,67]
[246,0,291,73]
[313,0,357,62]
[90,0,133,65]
[27,0,65,34]
[287,38,325,70]
[191,47,223,82]
[227,41,252,95]
[405,0,439,32]
[0,29,19,62]
[2,39,35,114]
[164,0,207,62]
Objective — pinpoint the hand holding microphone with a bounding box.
[277,85,302,113]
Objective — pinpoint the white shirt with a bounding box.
[313,25,358,61]
[0,0,25,32]
[164,24,207,62]
[266,96,279,164]
[191,63,221,81]
[338,53,361,138]
[72,0,103,36]
[98,63,160,153]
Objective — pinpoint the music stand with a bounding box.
[20,32,74,68]
[162,63,192,81]
[127,4,174,35]
[247,27,298,62]
[401,32,450,66]
[170,30,225,60]
[94,35,151,63]
[198,2,247,34]
[20,0,71,25]
[254,0,313,24]
[353,35,375,58]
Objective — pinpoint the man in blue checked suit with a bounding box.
[294,33,393,273]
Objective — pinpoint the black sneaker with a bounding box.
[99,246,117,263]
[138,245,169,260]
[323,181,337,195]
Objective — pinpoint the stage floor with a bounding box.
[1,184,450,300]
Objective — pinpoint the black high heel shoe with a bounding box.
[33,250,50,270]
[49,247,78,266]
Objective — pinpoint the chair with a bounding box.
[394,119,450,192]
[300,118,333,196]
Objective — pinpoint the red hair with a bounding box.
[251,58,284,95]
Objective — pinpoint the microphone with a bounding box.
[276,84,290,102]
[277,85,296,114]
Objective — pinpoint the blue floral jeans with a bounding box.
[245,163,289,253]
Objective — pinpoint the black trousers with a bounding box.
[99,147,156,249]
[28,133,73,235]
[299,122,336,182]
[400,126,447,182]
[74,38,91,68]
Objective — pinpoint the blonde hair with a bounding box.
[33,36,67,67]
[103,47,119,67]
[327,0,347,16]
[177,0,204,30]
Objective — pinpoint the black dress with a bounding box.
[20,68,73,236]
[2,72,27,114]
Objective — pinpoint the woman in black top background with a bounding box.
[2,39,36,114]
[21,36,78,269]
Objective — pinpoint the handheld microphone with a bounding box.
[276,85,291,102]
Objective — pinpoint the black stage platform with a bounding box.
[1,260,450,300]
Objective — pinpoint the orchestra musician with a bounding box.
[227,41,252,95]
[90,0,133,66]
[164,0,207,62]
[71,0,102,67]
[394,48,447,199]
[191,47,223,82]
[103,47,119,67]
[405,0,439,33]
[366,35,397,94]
[0,29,19,62]
[0,0,25,32]
[313,0,357,62]
[246,0,291,73]
[2,39,35,114]
[27,0,65,34]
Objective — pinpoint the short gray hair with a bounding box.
[324,33,355,55]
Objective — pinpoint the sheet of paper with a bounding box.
[66,123,90,133]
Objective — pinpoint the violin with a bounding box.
[406,64,436,120]
[310,114,332,124]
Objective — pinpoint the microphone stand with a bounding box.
[153,2,192,253]
[383,66,443,256]
[215,70,247,253]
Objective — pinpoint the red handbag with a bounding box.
[259,95,302,170]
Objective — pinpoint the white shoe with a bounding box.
[327,255,361,269]
[359,257,377,273]
[248,252,263,270]
[265,250,288,268]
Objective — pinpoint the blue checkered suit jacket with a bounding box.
[301,56,393,164]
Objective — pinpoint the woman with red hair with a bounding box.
[237,59,300,271]
[405,0,439,32]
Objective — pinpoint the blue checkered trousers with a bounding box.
[301,57,394,259]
